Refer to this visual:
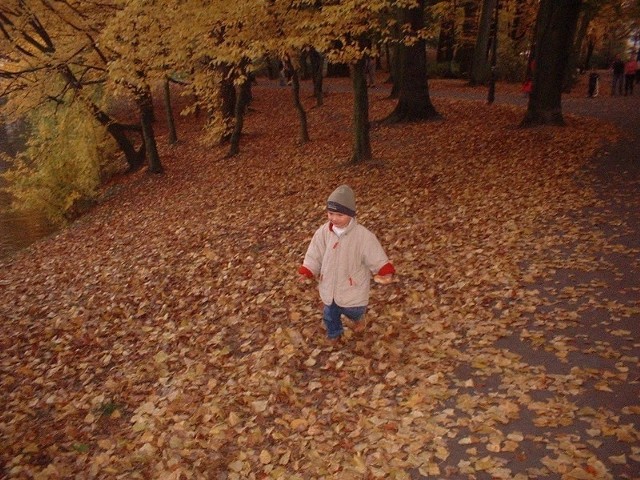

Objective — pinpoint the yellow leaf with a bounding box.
[251,400,268,413]
[154,351,169,363]
[259,449,272,464]
[23,443,39,453]
[435,446,449,460]
[97,439,113,450]
[507,432,524,442]
[352,453,366,474]
[279,450,291,465]
[609,454,626,464]
[290,418,308,432]
[228,412,241,427]
[132,421,147,432]
[594,382,613,392]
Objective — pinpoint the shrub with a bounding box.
[2,102,122,224]
[428,61,463,79]
[496,42,528,83]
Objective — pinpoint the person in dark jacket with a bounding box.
[611,55,625,96]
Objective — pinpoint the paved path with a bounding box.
[425,75,640,479]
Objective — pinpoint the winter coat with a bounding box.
[302,219,390,307]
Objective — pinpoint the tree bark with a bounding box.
[470,0,498,86]
[309,47,324,107]
[510,0,531,41]
[289,64,310,144]
[583,36,595,71]
[163,77,178,145]
[137,88,163,174]
[563,5,597,90]
[521,0,582,127]
[220,66,236,143]
[436,18,455,63]
[454,0,480,76]
[227,77,251,157]
[349,58,372,164]
[388,43,401,99]
[58,65,144,170]
[384,0,440,123]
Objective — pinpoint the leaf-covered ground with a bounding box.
[1,78,639,479]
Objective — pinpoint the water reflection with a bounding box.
[0,202,57,261]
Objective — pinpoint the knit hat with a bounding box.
[327,185,356,217]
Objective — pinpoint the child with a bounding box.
[298,185,395,341]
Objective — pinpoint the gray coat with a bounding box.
[302,219,390,307]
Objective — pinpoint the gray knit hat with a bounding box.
[327,185,356,217]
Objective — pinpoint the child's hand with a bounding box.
[298,274,312,284]
[373,274,396,285]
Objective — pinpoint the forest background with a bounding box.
[0,0,639,224]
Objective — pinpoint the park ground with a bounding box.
[0,73,638,479]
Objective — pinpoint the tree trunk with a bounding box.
[454,0,480,76]
[386,14,401,97]
[220,64,236,143]
[509,0,531,41]
[299,49,310,80]
[470,0,498,86]
[289,65,310,144]
[521,0,582,127]
[309,47,324,107]
[389,43,401,98]
[349,58,372,164]
[436,18,455,63]
[227,77,251,157]
[88,106,143,171]
[563,5,597,90]
[58,65,143,170]
[384,0,441,123]
[583,36,595,71]
[163,77,178,145]
[137,88,163,174]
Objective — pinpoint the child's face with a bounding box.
[327,211,351,228]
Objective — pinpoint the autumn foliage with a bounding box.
[1,80,639,479]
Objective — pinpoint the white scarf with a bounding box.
[332,219,352,237]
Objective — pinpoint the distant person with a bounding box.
[298,185,395,342]
[611,55,625,96]
[624,57,637,95]
[522,58,536,97]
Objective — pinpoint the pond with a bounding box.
[0,191,57,261]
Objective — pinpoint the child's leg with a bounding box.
[323,302,344,339]
[342,305,367,331]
